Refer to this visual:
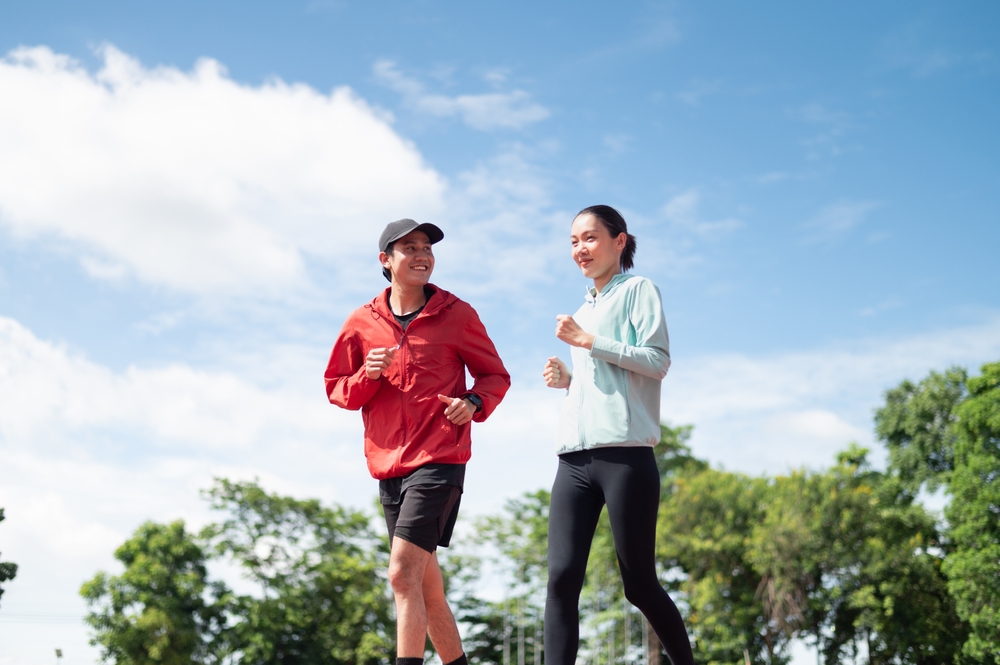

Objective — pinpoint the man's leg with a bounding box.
[388,537,434,658]
[422,552,464,663]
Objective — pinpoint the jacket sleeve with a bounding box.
[324,319,382,411]
[589,279,671,380]
[457,308,511,422]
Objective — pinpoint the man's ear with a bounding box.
[379,251,390,269]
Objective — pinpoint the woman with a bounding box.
[542,205,693,665]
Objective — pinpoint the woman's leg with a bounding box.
[598,448,694,665]
[545,453,605,665]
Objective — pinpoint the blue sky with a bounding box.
[1,2,998,664]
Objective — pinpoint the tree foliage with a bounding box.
[446,489,550,665]
[875,366,967,492]
[0,508,17,606]
[943,361,1000,662]
[201,478,393,665]
[82,479,393,665]
[81,520,227,665]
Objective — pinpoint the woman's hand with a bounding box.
[543,356,571,389]
[555,315,595,349]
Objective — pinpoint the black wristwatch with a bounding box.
[462,393,484,413]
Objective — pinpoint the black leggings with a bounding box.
[545,447,694,665]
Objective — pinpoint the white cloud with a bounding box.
[765,410,869,445]
[430,148,573,301]
[661,189,743,239]
[373,60,550,131]
[663,315,1000,473]
[803,199,879,241]
[0,45,445,296]
[877,21,978,79]
[675,79,721,107]
[0,316,348,449]
[603,133,631,153]
[795,103,855,159]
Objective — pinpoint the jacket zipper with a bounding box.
[398,327,407,477]
[383,298,446,475]
[578,295,598,451]
[392,307,434,475]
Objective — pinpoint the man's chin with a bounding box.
[399,275,432,286]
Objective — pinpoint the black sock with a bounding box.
[444,655,468,665]
[397,658,423,665]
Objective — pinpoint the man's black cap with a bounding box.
[379,218,444,281]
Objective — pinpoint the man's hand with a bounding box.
[437,394,475,426]
[555,315,595,349]
[543,356,571,389]
[365,346,398,380]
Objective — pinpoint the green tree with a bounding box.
[803,446,964,665]
[659,465,776,664]
[943,361,1000,663]
[80,520,228,665]
[874,366,967,492]
[0,508,17,606]
[449,489,550,665]
[666,442,964,665]
[201,478,393,665]
[746,469,824,660]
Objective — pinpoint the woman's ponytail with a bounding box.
[621,232,637,272]
[576,204,637,272]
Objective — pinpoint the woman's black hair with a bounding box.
[575,204,637,272]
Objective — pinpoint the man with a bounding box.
[325,218,510,665]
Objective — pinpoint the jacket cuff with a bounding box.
[353,365,384,398]
[589,335,622,362]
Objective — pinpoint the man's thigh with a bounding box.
[383,485,462,553]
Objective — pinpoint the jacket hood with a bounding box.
[586,273,635,303]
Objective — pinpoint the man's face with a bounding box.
[380,230,435,287]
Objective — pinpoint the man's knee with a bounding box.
[388,544,429,595]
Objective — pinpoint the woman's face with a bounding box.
[570,214,625,284]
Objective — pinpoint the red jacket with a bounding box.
[325,285,510,480]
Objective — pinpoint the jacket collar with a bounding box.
[369,283,455,321]
[585,273,633,304]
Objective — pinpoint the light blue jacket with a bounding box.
[555,273,671,454]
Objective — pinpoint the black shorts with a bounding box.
[383,484,462,553]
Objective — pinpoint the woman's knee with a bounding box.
[621,573,664,610]
[547,562,586,599]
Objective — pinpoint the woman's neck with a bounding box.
[389,282,428,315]
[592,268,621,294]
